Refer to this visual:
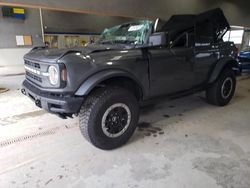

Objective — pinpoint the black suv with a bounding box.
[22,9,238,149]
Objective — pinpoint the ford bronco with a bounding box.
[22,8,238,149]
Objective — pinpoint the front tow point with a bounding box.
[21,88,26,95]
[35,99,41,108]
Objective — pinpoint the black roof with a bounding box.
[160,8,230,40]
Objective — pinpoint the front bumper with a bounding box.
[239,62,250,73]
[22,80,83,115]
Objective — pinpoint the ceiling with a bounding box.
[0,0,249,27]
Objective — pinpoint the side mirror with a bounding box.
[149,32,167,46]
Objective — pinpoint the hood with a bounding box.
[24,44,129,63]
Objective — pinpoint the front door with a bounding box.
[148,34,195,97]
[148,46,194,97]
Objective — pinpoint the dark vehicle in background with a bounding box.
[238,46,250,73]
[21,8,238,150]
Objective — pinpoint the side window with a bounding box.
[195,20,215,44]
[171,31,195,48]
[172,34,187,48]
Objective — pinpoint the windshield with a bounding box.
[242,46,250,52]
[98,20,153,45]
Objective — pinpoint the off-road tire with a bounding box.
[79,87,139,150]
[206,68,236,106]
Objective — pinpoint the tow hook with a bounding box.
[21,88,26,95]
[35,99,42,108]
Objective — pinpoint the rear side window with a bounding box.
[195,20,215,44]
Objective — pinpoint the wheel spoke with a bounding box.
[101,103,131,138]
[221,77,233,99]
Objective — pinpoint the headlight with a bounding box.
[48,65,59,85]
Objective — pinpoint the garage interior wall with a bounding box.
[1,0,250,67]
[42,10,138,49]
[42,10,137,34]
[242,31,250,49]
[0,7,136,67]
[0,7,43,66]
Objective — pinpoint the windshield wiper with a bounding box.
[113,40,137,45]
[100,41,113,44]
[99,40,139,45]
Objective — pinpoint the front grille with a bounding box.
[24,60,41,69]
[24,59,61,88]
[24,59,44,85]
[26,71,42,83]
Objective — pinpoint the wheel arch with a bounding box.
[208,57,238,84]
[75,70,144,100]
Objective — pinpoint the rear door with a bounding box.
[193,20,219,86]
[194,44,219,86]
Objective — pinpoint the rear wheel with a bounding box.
[206,68,236,106]
[79,87,139,150]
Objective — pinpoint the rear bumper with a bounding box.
[22,80,83,115]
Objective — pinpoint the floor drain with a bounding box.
[0,127,60,148]
[0,123,78,148]
[0,88,9,93]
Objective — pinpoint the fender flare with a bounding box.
[75,69,144,96]
[208,57,238,83]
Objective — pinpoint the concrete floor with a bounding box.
[0,75,250,188]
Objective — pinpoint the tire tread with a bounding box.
[206,68,236,106]
[78,87,139,149]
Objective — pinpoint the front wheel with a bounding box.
[206,68,236,106]
[79,87,139,150]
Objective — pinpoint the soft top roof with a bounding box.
[160,8,230,40]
